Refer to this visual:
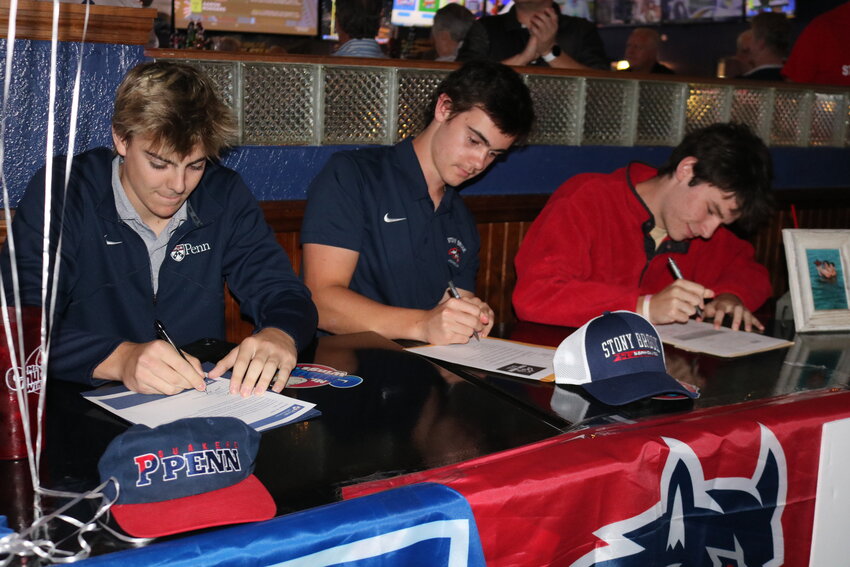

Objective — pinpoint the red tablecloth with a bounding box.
[345,388,850,566]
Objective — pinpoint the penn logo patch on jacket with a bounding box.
[170,242,211,262]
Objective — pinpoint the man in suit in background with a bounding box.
[458,0,609,70]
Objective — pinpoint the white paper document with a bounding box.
[656,320,794,358]
[406,337,556,381]
[82,376,318,432]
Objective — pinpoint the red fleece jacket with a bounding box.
[513,163,772,327]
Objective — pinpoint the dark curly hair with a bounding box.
[657,122,774,230]
[423,60,535,144]
[336,0,383,39]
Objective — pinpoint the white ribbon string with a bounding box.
[0,480,153,566]
[0,1,134,563]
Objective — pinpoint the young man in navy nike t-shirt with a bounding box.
[301,61,534,345]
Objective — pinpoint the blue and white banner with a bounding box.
[79,483,485,567]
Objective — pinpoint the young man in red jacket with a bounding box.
[514,122,773,332]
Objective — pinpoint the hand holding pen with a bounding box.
[666,258,703,318]
[640,258,714,325]
[448,280,480,342]
[155,319,208,393]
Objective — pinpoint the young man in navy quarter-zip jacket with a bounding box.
[3,62,317,397]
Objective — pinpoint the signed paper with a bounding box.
[82,374,318,432]
[656,320,793,358]
[406,337,555,381]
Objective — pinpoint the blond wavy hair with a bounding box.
[112,61,237,159]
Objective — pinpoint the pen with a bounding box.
[666,257,703,318]
[448,280,480,342]
[154,319,208,391]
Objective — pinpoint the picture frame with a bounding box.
[782,229,850,333]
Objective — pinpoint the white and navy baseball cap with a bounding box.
[553,311,698,406]
[98,417,275,538]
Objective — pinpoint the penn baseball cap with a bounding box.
[98,417,275,538]
[553,311,698,406]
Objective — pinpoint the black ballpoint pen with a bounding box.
[154,319,208,391]
[448,280,480,342]
[667,257,703,318]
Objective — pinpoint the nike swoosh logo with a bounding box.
[105,240,123,245]
[383,213,407,223]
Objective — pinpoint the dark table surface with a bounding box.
[435,318,850,434]
[0,331,563,558]
[3,320,849,561]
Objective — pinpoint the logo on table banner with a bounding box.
[133,441,241,487]
[170,242,211,262]
[446,237,467,268]
[286,364,363,389]
[570,424,786,567]
[5,346,44,394]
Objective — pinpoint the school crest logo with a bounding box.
[446,237,467,268]
[170,242,211,262]
[572,424,787,567]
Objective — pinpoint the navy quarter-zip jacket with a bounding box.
[3,148,317,386]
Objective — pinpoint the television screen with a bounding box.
[174,0,318,35]
[320,0,337,39]
[595,0,661,24]
[746,0,794,16]
[560,0,594,20]
[661,0,744,22]
[390,0,492,28]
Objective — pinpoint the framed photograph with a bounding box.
[782,229,850,332]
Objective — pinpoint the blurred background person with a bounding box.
[458,0,609,70]
[431,3,476,62]
[624,27,673,74]
[742,11,790,81]
[783,1,850,86]
[717,29,753,78]
[633,0,661,23]
[333,0,387,58]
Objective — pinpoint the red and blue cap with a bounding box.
[554,311,698,406]
[98,417,275,538]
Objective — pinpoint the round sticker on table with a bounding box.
[286,364,363,389]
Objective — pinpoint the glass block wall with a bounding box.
[168,58,850,148]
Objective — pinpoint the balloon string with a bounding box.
[0,479,153,565]
[0,2,108,565]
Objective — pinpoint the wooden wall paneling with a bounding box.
[0,1,157,45]
[2,193,847,345]
[224,283,254,343]
[476,222,496,313]
[474,219,535,327]
[477,221,509,325]
[276,231,302,274]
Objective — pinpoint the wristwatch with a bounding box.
[542,44,561,63]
